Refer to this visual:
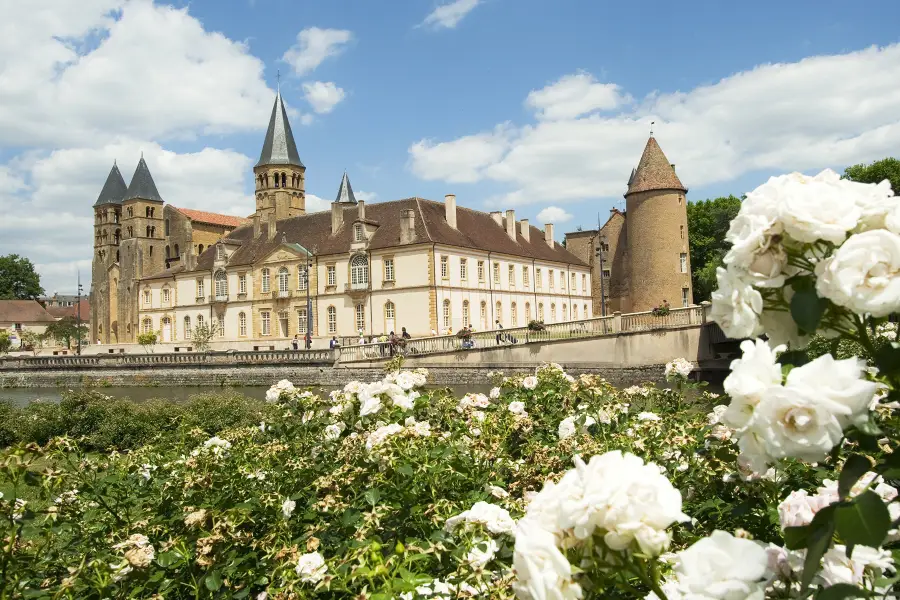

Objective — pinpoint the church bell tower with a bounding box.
[254,92,306,220]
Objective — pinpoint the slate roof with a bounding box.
[335,172,358,204]
[94,163,128,207]
[124,157,164,202]
[173,207,250,229]
[256,92,304,168]
[182,198,588,274]
[625,137,687,196]
[0,300,57,323]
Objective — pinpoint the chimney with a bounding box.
[544,223,555,247]
[502,210,515,241]
[253,214,261,239]
[331,202,343,234]
[445,194,457,229]
[267,212,277,241]
[490,211,503,227]
[400,209,417,244]
[519,219,530,242]
[358,200,366,221]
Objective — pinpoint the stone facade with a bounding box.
[565,137,692,314]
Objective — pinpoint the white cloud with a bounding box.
[302,81,346,114]
[536,206,573,225]
[356,190,378,202]
[420,0,481,29]
[409,44,900,206]
[526,72,630,120]
[282,27,353,76]
[304,193,331,213]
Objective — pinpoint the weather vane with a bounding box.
[650,121,655,137]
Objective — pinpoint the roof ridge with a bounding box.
[415,197,434,241]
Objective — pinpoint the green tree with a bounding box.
[686,195,742,302]
[45,317,88,350]
[191,321,219,351]
[0,254,44,300]
[19,330,45,356]
[137,331,158,354]
[0,330,11,354]
[843,157,900,194]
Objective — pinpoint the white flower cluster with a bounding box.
[513,452,689,600]
[521,376,538,390]
[346,374,422,417]
[457,392,491,413]
[111,533,156,581]
[723,339,876,473]
[265,379,296,403]
[557,414,596,440]
[365,423,404,451]
[664,357,694,380]
[778,472,899,532]
[192,435,232,458]
[445,501,516,536]
[295,551,328,584]
[710,169,898,342]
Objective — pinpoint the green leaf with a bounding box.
[799,515,835,594]
[839,455,873,499]
[397,463,414,477]
[784,525,811,550]
[205,572,223,592]
[156,551,177,567]
[791,287,826,334]
[364,488,382,506]
[816,582,873,600]
[233,589,251,599]
[835,491,891,548]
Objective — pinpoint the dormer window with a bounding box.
[354,223,364,242]
[216,245,225,260]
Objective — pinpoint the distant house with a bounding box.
[0,300,58,347]
[45,299,91,324]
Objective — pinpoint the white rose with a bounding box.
[776,489,834,529]
[522,376,538,390]
[669,530,769,600]
[723,339,785,429]
[774,170,861,244]
[665,358,694,380]
[282,498,296,519]
[637,412,661,421]
[512,523,583,600]
[358,393,383,417]
[815,229,900,317]
[852,178,897,231]
[707,405,728,425]
[508,401,527,415]
[557,416,577,440]
[324,423,345,441]
[445,501,516,536]
[725,212,791,288]
[489,387,501,399]
[819,544,894,589]
[295,551,327,583]
[465,538,499,568]
[785,353,877,428]
[710,267,763,339]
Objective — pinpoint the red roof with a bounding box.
[173,207,249,228]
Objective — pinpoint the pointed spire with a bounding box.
[94,163,128,207]
[256,92,304,168]
[124,157,163,202]
[625,137,687,197]
[334,171,358,204]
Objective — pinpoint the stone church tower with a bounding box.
[90,163,127,344]
[254,92,306,222]
[624,137,692,312]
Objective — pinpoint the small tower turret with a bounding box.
[334,171,358,204]
[254,92,306,220]
[624,136,692,312]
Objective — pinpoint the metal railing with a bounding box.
[337,304,708,362]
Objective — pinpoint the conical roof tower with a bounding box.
[256,92,304,168]
[334,171,358,204]
[94,163,128,206]
[124,157,163,202]
[625,137,686,197]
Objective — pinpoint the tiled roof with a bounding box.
[45,299,91,321]
[94,163,128,207]
[256,92,304,168]
[124,157,164,202]
[0,300,57,323]
[187,198,588,273]
[625,137,686,196]
[173,207,250,228]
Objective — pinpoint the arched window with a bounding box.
[174,243,179,257]
[525,302,531,322]
[354,223,364,242]
[146,225,151,237]
[350,254,369,288]
[116,250,120,262]
[481,301,487,329]
[184,316,191,339]
[214,270,228,300]
[165,218,170,236]
[274,172,280,188]
[584,303,588,317]
[277,267,290,295]
[562,303,567,320]
[462,300,470,327]
[281,173,287,188]
[442,299,451,329]
[149,246,153,257]
[573,305,578,319]
[495,301,502,325]
[198,244,204,254]
[327,306,337,333]
[539,303,546,322]
[127,207,133,218]
[384,301,396,332]
[238,312,247,336]
[114,229,120,244]
[261,268,270,293]
[550,303,556,322]
[165,245,170,258]
[511,302,518,326]
[355,304,365,332]
[146,207,152,218]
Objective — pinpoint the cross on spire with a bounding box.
[650,121,655,137]
[276,69,281,92]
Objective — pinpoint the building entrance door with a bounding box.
[279,311,289,338]
[161,318,172,342]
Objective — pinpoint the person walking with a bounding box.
[495,319,503,345]
[304,332,312,349]
[329,336,340,349]
[401,327,411,340]
[291,334,299,350]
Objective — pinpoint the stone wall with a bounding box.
[0,362,669,389]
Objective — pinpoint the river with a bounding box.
[0,385,495,407]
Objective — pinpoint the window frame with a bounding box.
[261,310,271,336]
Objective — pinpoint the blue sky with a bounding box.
[1,0,899,292]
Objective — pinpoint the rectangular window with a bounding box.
[162,288,170,305]
[261,270,270,293]
[523,266,529,287]
[460,258,467,280]
[384,258,395,282]
[238,274,247,295]
[560,272,566,290]
[549,269,555,290]
[508,265,515,288]
[327,265,336,287]
[261,311,271,336]
[443,301,451,328]
[143,290,151,306]
[239,312,247,336]
[571,273,576,289]
[298,267,308,290]
[493,262,500,285]
[217,316,225,338]
[680,253,688,274]
[354,223,364,242]
[298,308,308,333]
[582,274,587,293]
[536,268,542,290]
[440,255,448,279]
[602,269,611,278]
[477,261,485,281]
[511,303,518,326]
[680,225,684,240]
[327,306,336,333]
[682,287,690,307]
[538,304,544,321]
[355,304,365,332]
